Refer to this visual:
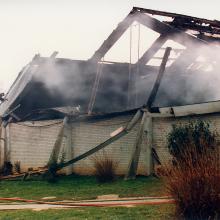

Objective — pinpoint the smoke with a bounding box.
[153,42,220,107]
[30,39,220,115]
[32,59,93,110]
[29,13,220,114]
[31,58,130,113]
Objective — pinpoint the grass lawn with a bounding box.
[0,175,172,219]
[0,205,174,220]
[0,175,166,200]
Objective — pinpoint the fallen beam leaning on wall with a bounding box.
[48,117,67,166]
[125,112,147,179]
[56,109,143,171]
[125,47,171,179]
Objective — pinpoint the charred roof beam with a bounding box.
[90,9,211,65]
[166,20,220,35]
[135,13,220,62]
[132,7,220,29]
[89,11,138,62]
[136,12,208,48]
[146,47,172,111]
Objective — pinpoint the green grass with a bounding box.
[0,205,174,220]
[0,175,165,200]
[0,175,172,219]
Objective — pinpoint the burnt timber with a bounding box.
[2,7,220,179]
[1,7,220,123]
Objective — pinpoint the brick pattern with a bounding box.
[152,113,220,163]
[8,115,148,175]
[9,120,62,170]
[70,116,147,175]
[8,112,220,175]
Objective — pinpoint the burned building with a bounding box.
[1,7,220,177]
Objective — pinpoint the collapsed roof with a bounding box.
[1,7,220,122]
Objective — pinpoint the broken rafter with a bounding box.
[90,7,216,67]
[89,12,138,62]
[1,110,143,180]
[133,7,220,29]
[136,13,208,48]
[56,109,143,171]
[166,21,220,35]
[146,47,172,110]
[136,13,220,62]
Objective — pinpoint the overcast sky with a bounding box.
[0,0,220,92]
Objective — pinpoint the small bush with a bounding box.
[164,146,220,220]
[162,121,220,220]
[167,120,216,163]
[92,151,118,183]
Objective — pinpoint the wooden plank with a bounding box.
[125,112,147,179]
[56,110,143,171]
[146,47,172,109]
[0,119,4,167]
[0,168,47,180]
[144,116,153,175]
[64,120,73,175]
[48,117,67,166]
[89,12,137,62]
[4,125,10,162]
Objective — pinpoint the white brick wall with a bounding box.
[7,112,220,175]
[152,113,220,163]
[8,114,149,175]
[9,120,62,169]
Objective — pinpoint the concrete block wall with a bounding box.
[70,115,148,175]
[7,113,148,175]
[9,120,63,170]
[152,113,220,163]
[6,112,220,175]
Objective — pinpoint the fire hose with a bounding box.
[0,197,175,207]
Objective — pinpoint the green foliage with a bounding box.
[0,175,164,200]
[163,145,220,219]
[167,120,216,161]
[164,120,220,219]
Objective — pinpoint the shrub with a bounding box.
[162,121,220,220]
[167,120,216,163]
[164,146,220,220]
[92,151,118,183]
